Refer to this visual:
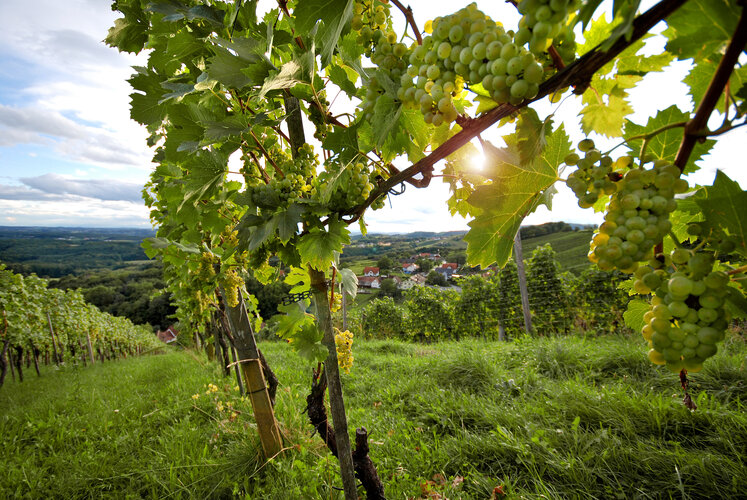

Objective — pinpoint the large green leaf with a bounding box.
[695,171,747,257]
[684,62,747,114]
[663,0,740,62]
[623,299,648,332]
[105,4,149,54]
[297,219,351,270]
[294,0,355,67]
[623,105,714,174]
[464,126,570,268]
[272,203,304,243]
[259,51,315,98]
[338,268,358,299]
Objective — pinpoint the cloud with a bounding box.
[0,103,150,169]
[0,198,150,228]
[0,174,143,203]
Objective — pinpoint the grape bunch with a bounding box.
[515,0,580,56]
[219,267,244,308]
[334,328,354,374]
[636,249,731,373]
[359,29,412,117]
[351,0,391,34]
[564,139,618,208]
[315,160,375,212]
[588,158,688,273]
[330,289,342,312]
[399,3,545,126]
[196,251,218,281]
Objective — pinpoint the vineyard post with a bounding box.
[229,344,245,396]
[513,233,534,335]
[219,287,282,458]
[77,338,87,367]
[309,268,358,500]
[85,332,95,365]
[46,312,61,366]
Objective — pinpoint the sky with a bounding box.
[0,1,744,232]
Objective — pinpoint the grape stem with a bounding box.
[390,0,423,45]
[697,119,747,138]
[248,151,272,184]
[673,5,747,172]
[727,264,747,275]
[249,131,285,179]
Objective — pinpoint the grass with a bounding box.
[1,334,745,498]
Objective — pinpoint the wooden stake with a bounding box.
[86,332,95,365]
[220,288,282,458]
[513,232,533,335]
[309,268,358,500]
[46,312,62,365]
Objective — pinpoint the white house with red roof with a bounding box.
[363,266,380,277]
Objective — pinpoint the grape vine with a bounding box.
[105,0,747,496]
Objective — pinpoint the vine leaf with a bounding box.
[623,299,648,332]
[293,0,355,67]
[516,108,551,166]
[272,203,304,243]
[105,4,149,54]
[285,267,311,293]
[275,302,313,338]
[338,268,358,300]
[663,0,740,62]
[623,105,714,174]
[259,51,315,98]
[578,14,672,138]
[180,150,228,209]
[464,126,570,269]
[327,64,358,97]
[684,62,747,114]
[293,323,328,363]
[297,219,351,270]
[694,171,747,257]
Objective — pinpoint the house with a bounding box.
[402,262,418,274]
[358,276,382,288]
[410,273,427,285]
[398,277,416,290]
[157,325,178,344]
[363,266,380,277]
[435,263,459,279]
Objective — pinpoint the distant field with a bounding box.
[522,229,593,272]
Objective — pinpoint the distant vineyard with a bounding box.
[0,264,163,388]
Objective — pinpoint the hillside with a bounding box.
[0,226,154,277]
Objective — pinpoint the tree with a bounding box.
[416,258,434,273]
[378,277,399,297]
[376,255,395,272]
[106,0,747,493]
[426,270,448,286]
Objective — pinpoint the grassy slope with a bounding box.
[2,335,745,498]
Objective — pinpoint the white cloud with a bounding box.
[0,198,150,228]
[0,174,143,203]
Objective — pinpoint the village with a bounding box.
[356,252,461,292]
